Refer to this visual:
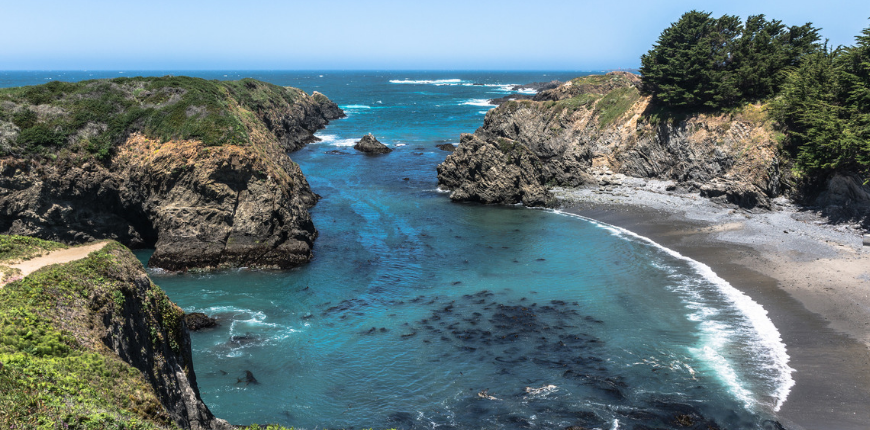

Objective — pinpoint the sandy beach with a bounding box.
[552,179,870,430]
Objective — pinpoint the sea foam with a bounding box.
[390,78,464,86]
[549,209,795,413]
[461,99,496,107]
[314,134,358,147]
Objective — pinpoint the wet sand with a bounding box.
[552,181,870,430]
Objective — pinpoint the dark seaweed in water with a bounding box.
[358,292,773,430]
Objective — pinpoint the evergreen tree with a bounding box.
[773,24,870,181]
[641,11,820,109]
[640,11,740,109]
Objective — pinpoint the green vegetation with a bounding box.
[0,238,181,429]
[595,86,641,128]
[0,76,307,161]
[640,11,870,183]
[0,234,67,262]
[772,26,870,181]
[640,11,821,109]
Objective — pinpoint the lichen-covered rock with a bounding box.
[0,77,344,270]
[438,72,782,209]
[354,133,392,154]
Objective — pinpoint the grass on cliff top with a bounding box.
[0,234,68,263]
[0,238,179,429]
[0,235,70,283]
[595,86,641,128]
[0,76,305,162]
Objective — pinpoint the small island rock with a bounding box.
[184,312,218,331]
[354,133,392,154]
[436,143,456,152]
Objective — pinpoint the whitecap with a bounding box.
[341,104,371,109]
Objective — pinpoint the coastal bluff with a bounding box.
[0,236,231,429]
[0,76,344,270]
[438,72,870,225]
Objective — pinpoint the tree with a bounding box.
[772,23,870,181]
[640,11,740,109]
[640,11,821,109]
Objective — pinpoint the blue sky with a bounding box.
[1,0,867,70]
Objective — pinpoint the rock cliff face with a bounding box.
[0,77,344,270]
[438,72,784,209]
[95,244,233,429]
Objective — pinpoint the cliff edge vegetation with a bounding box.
[0,77,344,270]
[0,235,230,429]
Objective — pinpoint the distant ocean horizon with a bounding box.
[2,70,790,429]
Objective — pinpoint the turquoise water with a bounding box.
[3,71,792,428]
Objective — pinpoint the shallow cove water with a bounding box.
[0,71,791,428]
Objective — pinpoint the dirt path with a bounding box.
[2,241,109,287]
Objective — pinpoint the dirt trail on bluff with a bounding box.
[2,241,108,287]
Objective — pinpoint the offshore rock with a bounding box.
[354,133,392,154]
[184,312,218,331]
[0,77,343,270]
[438,72,780,209]
[436,143,457,152]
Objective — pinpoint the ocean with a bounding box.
[2,71,793,429]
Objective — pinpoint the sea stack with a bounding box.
[354,133,392,154]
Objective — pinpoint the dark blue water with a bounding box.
[2,71,793,429]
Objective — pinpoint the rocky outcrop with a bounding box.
[184,312,218,331]
[511,80,563,92]
[436,143,456,152]
[354,133,392,154]
[439,72,783,209]
[810,173,870,228]
[0,77,344,270]
[94,244,232,429]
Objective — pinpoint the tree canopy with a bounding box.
[640,11,821,110]
[772,26,870,180]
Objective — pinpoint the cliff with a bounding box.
[0,77,344,270]
[438,72,786,209]
[0,235,230,429]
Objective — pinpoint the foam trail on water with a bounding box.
[313,134,358,147]
[390,79,464,85]
[461,99,496,107]
[548,209,795,413]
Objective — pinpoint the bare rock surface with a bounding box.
[354,133,392,154]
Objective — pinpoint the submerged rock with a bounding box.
[354,133,392,154]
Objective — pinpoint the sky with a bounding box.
[1,0,868,70]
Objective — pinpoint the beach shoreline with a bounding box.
[552,180,870,430]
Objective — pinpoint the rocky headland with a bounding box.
[0,77,344,270]
[437,72,870,228]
